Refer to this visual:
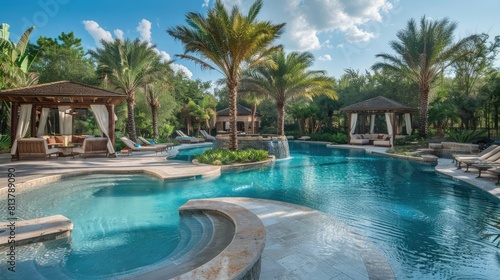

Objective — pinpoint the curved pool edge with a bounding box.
[210,197,396,280]
[174,198,266,280]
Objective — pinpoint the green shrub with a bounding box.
[0,134,11,153]
[447,130,487,143]
[304,133,348,144]
[394,135,426,146]
[196,148,269,165]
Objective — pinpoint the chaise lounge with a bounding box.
[138,136,174,150]
[120,137,166,155]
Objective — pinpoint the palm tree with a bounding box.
[372,16,475,138]
[89,38,159,141]
[167,0,285,150]
[241,50,337,136]
[144,61,174,140]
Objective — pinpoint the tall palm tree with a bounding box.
[89,38,160,141]
[167,0,285,150]
[372,16,474,138]
[241,50,337,136]
[144,61,174,140]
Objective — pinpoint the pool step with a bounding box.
[0,215,73,247]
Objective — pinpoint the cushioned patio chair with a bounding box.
[138,136,173,150]
[120,137,165,155]
[73,137,109,157]
[17,138,59,160]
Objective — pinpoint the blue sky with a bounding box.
[3,0,500,87]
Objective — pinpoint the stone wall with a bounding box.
[215,134,290,159]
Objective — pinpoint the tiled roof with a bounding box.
[0,81,126,106]
[217,104,261,116]
[340,96,417,112]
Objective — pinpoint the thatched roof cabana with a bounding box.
[0,81,126,159]
[216,104,261,134]
[340,96,418,146]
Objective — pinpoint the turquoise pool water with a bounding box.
[4,142,500,279]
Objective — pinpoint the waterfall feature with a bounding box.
[214,134,290,159]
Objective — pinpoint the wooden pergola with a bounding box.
[340,96,418,145]
[0,81,126,158]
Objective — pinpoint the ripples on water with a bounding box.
[1,142,499,279]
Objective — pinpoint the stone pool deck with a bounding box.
[1,142,498,279]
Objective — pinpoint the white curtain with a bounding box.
[404,113,412,135]
[350,113,358,135]
[58,106,72,135]
[11,104,32,155]
[369,114,375,134]
[90,104,115,154]
[385,112,393,135]
[36,108,50,137]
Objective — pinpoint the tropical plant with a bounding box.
[446,129,487,143]
[89,38,160,141]
[0,24,39,89]
[241,50,337,136]
[167,0,285,150]
[196,148,268,165]
[372,16,475,138]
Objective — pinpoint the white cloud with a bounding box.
[82,20,113,45]
[171,64,193,79]
[221,0,392,50]
[114,29,124,40]
[318,54,332,61]
[136,19,152,43]
[202,0,210,7]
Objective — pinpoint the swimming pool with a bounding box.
[4,142,500,279]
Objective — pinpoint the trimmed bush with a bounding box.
[196,148,269,165]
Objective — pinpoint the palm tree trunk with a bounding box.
[277,100,285,136]
[126,91,137,142]
[418,86,429,138]
[151,104,159,140]
[227,81,238,150]
[298,118,304,135]
[251,103,256,134]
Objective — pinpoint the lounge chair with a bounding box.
[176,130,189,137]
[120,137,166,155]
[453,145,498,163]
[17,138,59,160]
[200,130,216,142]
[458,148,500,172]
[175,130,204,143]
[456,146,500,169]
[138,136,174,150]
[175,136,205,143]
[73,137,109,158]
[297,136,310,141]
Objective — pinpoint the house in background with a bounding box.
[216,104,261,134]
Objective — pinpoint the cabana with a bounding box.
[216,104,261,134]
[340,96,418,147]
[0,81,126,160]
